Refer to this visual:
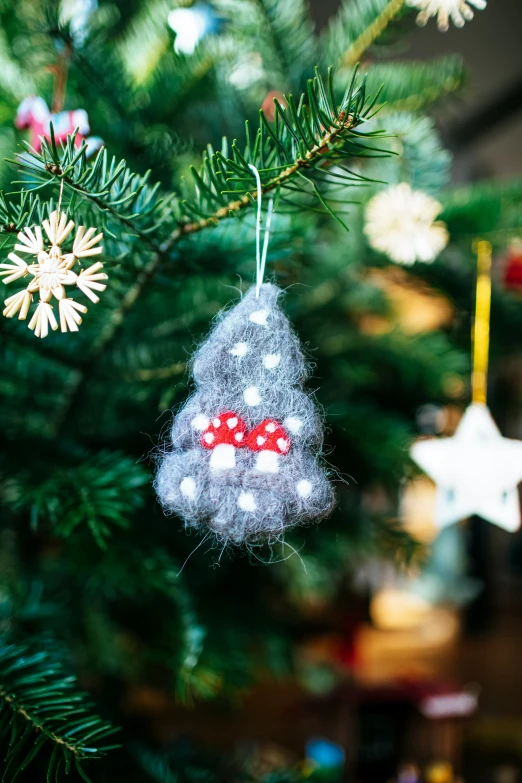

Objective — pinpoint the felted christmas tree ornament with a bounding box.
[155,282,334,545]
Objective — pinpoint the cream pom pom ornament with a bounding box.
[364,183,449,266]
[155,171,334,546]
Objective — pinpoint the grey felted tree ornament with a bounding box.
[155,171,334,545]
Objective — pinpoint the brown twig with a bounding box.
[51,42,73,114]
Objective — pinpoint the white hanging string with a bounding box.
[248,164,274,298]
[260,194,274,294]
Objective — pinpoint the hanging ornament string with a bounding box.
[248,164,274,298]
[471,239,493,405]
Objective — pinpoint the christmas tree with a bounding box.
[0,0,521,780]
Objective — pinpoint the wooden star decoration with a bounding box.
[0,210,106,338]
[411,403,522,533]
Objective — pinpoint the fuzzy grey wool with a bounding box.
[155,283,335,545]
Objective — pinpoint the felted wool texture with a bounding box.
[155,283,335,545]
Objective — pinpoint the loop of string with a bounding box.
[248,164,274,298]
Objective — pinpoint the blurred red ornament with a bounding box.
[15,96,103,157]
[261,90,287,123]
[503,239,522,292]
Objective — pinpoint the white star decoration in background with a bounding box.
[411,404,522,533]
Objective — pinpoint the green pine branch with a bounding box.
[4,67,384,434]
[320,0,409,69]
[9,450,149,549]
[363,56,466,110]
[215,0,316,91]
[12,68,379,248]
[365,112,452,194]
[441,179,522,240]
[0,640,118,782]
[0,191,40,239]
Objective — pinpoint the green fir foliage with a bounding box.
[10,451,149,548]
[0,640,117,782]
[0,0,518,780]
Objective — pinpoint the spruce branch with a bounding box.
[12,69,377,248]
[321,0,410,70]
[0,640,118,782]
[11,451,149,549]
[343,0,406,66]
[216,0,316,91]
[440,178,522,240]
[363,56,466,110]
[166,108,365,241]
[0,191,41,239]
[4,68,384,434]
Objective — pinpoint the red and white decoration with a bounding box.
[15,96,103,156]
[196,412,292,473]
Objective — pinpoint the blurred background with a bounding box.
[1,2,522,783]
[313,0,522,178]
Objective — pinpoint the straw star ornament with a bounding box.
[0,210,106,338]
[406,0,486,31]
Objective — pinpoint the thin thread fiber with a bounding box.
[155,283,335,545]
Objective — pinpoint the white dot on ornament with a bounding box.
[230,342,248,357]
[296,480,312,498]
[285,417,303,434]
[277,437,289,452]
[249,309,268,326]
[257,436,266,446]
[204,432,215,444]
[180,477,197,500]
[244,386,261,406]
[263,353,280,369]
[191,414,210,431]
[213,418,221,428]
[265,422,276,433]
[255,450,279,473]
[238,491,257,512]
[235,432,244,442]
[227,417,238,429]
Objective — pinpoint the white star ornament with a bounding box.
[411,403,522,532]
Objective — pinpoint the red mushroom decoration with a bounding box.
[201,412,247,470]
[246,419,291,473]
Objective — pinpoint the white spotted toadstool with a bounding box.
[201,412,247,470]
[246,419,291,473]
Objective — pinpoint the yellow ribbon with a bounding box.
[471,240,492,405]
